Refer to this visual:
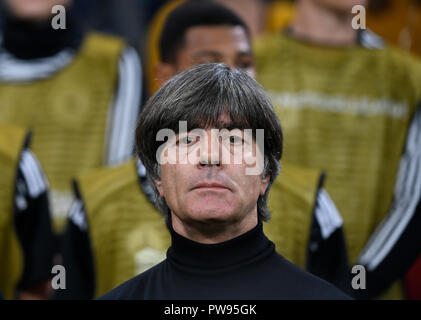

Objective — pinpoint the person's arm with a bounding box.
[306,187,351,293]
[13,149,55,299]
[355,105,421,299]
[53,183,95,300]
[104,46,142,166]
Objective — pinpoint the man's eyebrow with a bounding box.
[237,51,253,58]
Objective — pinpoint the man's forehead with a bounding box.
[216,112,232,125]
[184,25,250,51]
[188,112,239,131]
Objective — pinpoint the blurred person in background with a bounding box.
[88,0,167,49]
[367,0,421,300]
[0,0,142,232]
[367,0,421,57]
[213,0,292,38]
[255,0,421,299]
[214,0,299,37]
[0,125,55,300]
[57,0,349,300]
[146,0,297,96]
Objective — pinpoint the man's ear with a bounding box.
[155,179,165,198]
[260,175,270,196]
[155,63,176,87]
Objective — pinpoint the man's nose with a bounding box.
[198,131,221,167]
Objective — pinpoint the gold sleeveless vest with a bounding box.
[0,125,27,299]
[0,33,124,231]
[265,163,322,269]
[256,34,421,298]
[76,159,170,298]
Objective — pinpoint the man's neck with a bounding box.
[290,0,357,46]
[171,213,258,244]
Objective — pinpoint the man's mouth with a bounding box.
[192,182,230,191]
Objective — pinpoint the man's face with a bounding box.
[4,0,70,21]
[157,25,255,85]
[155,114,269,235]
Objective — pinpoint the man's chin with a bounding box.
[188,209,237,223]
[184,214,241,240]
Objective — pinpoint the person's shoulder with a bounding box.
[370,42,421,103]
[362,31,421,77]
[76,31,128,69]
[378,44,421,69]
[97,273,145,300]
[76,159,139,206]
[75,158,159,222]
[77,159,137,193]
[254,32,286,64]
[270,253,351,300]
[82,31,126,54]
[98,260,166,300]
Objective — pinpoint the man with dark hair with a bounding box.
[154,0,255,85]
[58,0,349,300]
[159,0,250,64]
[100,63,349,299]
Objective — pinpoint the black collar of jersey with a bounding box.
[166,219,274,274]
[0,6,83,59]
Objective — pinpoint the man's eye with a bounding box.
[237,62,252,70]
[179,136,195,145]
[198,58,220,64]
[229,135,243,144]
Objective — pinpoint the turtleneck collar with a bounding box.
[167,219,275,274]
[0,7,83,59]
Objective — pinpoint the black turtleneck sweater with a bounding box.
[100,221,350,300]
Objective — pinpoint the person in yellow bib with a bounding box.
[57,0,349,299]
[0,0,142,232]
[255,0,421,299]
[0,125,55,300]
